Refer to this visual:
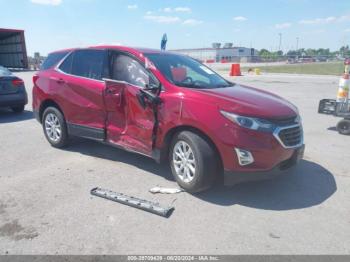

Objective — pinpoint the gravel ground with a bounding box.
[0,72,349,254]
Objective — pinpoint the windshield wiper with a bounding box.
[216,84,233,88]
[216,81,236,88]
[175,82,206,89]
[175,82,234,89]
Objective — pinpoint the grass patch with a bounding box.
[242,62,344,76]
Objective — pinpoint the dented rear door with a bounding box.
[53,49,107,130]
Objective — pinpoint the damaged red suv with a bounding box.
[33,46,304,192]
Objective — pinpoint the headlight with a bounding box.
[220,110,276,132]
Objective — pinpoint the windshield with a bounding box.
[145,53,233,89]
[0,66,12,77]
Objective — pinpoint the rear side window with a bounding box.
[41,52,68,70]
[71,50,105,80]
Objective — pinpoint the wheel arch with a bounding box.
[39,99,64,123]
[159,125,223,171]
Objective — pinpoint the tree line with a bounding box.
[258,45,350,59]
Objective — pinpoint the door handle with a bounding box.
[50,77,65,84]
[56,78,66,84]
[106,88,118,95]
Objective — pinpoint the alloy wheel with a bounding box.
[44,113,62,142]
[172,140,196,183]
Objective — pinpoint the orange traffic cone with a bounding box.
[337,73,350,103]
[230,64,242,76]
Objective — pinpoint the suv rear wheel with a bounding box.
[42,107,69,148]
[169,131,218,193]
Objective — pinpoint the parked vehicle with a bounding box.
[297,56,316,63]
[0,65,27,112]
[315,56,328,62]
[33,46,304,192]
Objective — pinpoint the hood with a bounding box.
[194,84,298,118]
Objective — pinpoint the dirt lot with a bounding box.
[0,72,349,254]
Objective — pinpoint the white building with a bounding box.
[172,43,259,63]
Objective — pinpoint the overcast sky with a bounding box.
[1,0,349,56]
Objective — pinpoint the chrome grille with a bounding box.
[274,125,303,148]
[269,116,297,126]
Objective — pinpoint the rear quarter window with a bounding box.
[41,52,69,70]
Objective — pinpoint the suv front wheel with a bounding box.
[169,131,218,193]
[42,107,69,148]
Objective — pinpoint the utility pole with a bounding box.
[296,37,299,51]
[278,33,282,51]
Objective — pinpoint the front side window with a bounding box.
[71,50,105,80]
[145,53,232,89]
[110,54,157,88]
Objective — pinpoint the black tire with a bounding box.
[42,107,69,148]
[11,105,25,113]
[169,131,219,193]
[337,119,350,135]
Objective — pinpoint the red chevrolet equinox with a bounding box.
[33,46,304,192]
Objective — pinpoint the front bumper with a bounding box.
[224,144,304,186]
[0,89,28,107]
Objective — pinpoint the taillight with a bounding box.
[12,78,24,87]
[33,74,39,85]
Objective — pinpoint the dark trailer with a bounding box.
[0,28,28,69]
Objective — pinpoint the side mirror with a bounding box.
[136,91,147,109]
[144,82,161,92]
[137,89,162,109]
